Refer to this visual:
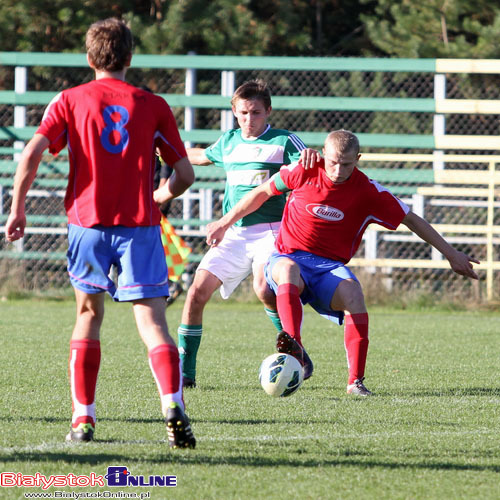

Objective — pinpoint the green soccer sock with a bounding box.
[264,307,283,333]
[177,324,202,380]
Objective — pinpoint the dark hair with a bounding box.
[231,79,272,109]
[86,18,132,71]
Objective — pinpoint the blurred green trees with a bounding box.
[1,0,499,58]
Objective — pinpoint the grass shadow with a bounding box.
[0,450,499,473]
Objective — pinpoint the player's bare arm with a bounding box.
[402,211,479,279]
[5,134,49,242]
[187,147,212,165]
[205,180,276,246]
[153,156,194,204]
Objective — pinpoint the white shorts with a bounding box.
[198,221,280,299]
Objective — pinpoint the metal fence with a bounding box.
[1,54,499,301]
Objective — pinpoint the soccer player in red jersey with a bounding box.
[5,18,196,448]
[206,129,479,396]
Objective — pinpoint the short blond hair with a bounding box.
[325,130,360,155]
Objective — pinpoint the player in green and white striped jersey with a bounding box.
[177,80,318,387]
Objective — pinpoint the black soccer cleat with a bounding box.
[302,348,314,380]
[65,422,95,442]
[183,377,197,388]
[166,402,196,449]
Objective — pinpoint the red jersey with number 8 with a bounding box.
[37,78,186,227]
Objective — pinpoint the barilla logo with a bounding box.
[105,466,176,487]
[306,203,344,221]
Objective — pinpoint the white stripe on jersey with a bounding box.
[207,134,223,152]
[223,143,285,164]
[288,133,306,151]
[42,92,63,121]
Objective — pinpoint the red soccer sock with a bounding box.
[276,283,303,345]
[68,339,101,427]
[344,313,369,384]
[148,343,182,398]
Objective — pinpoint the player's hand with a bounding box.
[205,221,228,247]
[300,148,321,170]
[448,250,480,280]
[5,212,26,242]
[153,187,168,205]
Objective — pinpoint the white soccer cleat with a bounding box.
[346,377,373,396]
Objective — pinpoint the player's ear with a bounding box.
[357,154,361,161]
[124,53,132,68]
[86,53,95,69]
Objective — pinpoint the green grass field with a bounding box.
[0,298,499,500]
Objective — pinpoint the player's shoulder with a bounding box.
[354,167,379,187]
[265,127,292,137]
[223,128,241,140]
[41,87,73,120]
[353,167,370,183]
[265,127,304,141]
[279,160,318,183]
[263,128,307,152]
[209,128,241,149]
[133,86,170,106]
[356,167,396,196]
[56,81,90,100]
[347,168,375,191]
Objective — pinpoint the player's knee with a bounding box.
[185,282,212,310]
[253,279,274,304]
[272,258,300,284]
[76,297,104,323]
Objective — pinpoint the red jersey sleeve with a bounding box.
[37,92,68,155]
[364,177,409,230]
[274,160,315,190]
[153,97,187,164]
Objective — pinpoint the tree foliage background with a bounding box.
[1,0,499,58]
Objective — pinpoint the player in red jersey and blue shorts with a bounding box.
[5,18,196,448]
[206,130,479,396]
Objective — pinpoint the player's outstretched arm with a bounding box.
[154,156,194,204]
[187,148,211,166]
[5,134,49,242]
[206,180,275,247]
[402,211,480,279]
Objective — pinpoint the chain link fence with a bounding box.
[1,59,499,301]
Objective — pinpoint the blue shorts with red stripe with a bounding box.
[67,224,170,302]
[264,250,358,325]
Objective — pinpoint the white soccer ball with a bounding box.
[259,353,304,397]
